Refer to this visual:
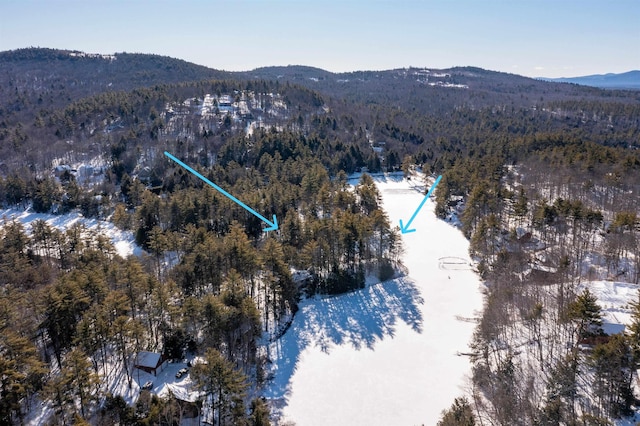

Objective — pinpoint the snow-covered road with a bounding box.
[265,174,485,425]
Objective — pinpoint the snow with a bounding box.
[0,208,142,258]
[155,363,198,402]
[264,174,485,425]
[580,280,640,425]
[135,351,162,369]
[428,82,469,89]
[580,280,640,335]
[101,353,193,407]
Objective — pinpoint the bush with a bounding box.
[378,259,395,282]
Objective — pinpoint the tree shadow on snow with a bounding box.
[265,275,423,404]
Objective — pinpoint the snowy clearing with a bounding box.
[0,208,142,258]
[264,174,485,425]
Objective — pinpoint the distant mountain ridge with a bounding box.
[2,48,631,103]
[2,47,637,132]
[0,47,232,94]
[540,70,640,89]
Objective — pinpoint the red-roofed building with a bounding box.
[134,351,167,376]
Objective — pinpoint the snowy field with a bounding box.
[0,208,141,258]
[265,174,485,425]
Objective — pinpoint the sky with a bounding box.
[1,0,638,78]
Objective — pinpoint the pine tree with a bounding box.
[261,238,297,322]
[539,353,578,424]
[401,155,414,179]
[192,348,248,426]
[42,275,92,366]
[223,222,260,293]
[0,330,47,424]
[147,225,167,278]
[65,348,100,419]
[250,398,271,426]
[589,334,634,418]
[355,173,380,215]
[568,289,603,341]
[31,177,60,213]
[438,397,476,426]
[513,187,528,225]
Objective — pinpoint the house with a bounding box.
[137,166,153,183]
[134,351,167,376]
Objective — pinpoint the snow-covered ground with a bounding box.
[581,280,639,336]
[264,174,485,425]
[0,208,142,258]
[581,280,640,425]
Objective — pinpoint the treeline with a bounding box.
[0,48,228,128]
[0,172,105,216]
[136,129,401,296]
[433,125,640,423]
[0,76,327,174]
[0,124,401,424]
[0,218,266,424]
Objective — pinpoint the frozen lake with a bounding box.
[265,174,484,425]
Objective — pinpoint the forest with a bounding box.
[1,48,640,425]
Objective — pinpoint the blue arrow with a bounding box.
[399,175,442,234]
[164,151,278,232]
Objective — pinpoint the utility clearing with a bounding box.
[264,174,485,425]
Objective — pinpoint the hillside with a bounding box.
[4,48,637,130]
[244,65,640,110]
[0,47,232,127]
[2,48,639,180]
[0,47,639,425]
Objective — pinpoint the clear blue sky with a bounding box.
[1,0,638,78]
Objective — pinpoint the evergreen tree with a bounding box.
[438,397,476,426]
[568,289,603,341]
[539,353,579,424]
[261,238,297,322]
[64,347,100,419]
[223,222,260,293]
[31,177,60,213]
[4,175,27,206]
[589,334,634,418]
[0,330,47,424]
[355,173,380,215]
[513,187,528,224]
[250,398,271,426]
[42,274,92,366]
[192,348,248,426]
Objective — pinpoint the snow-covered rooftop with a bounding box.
[135,351,162,369]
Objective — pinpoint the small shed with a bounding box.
[134,351,167,376]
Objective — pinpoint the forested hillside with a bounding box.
[0,47,229,120]
[0,48,639,425]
